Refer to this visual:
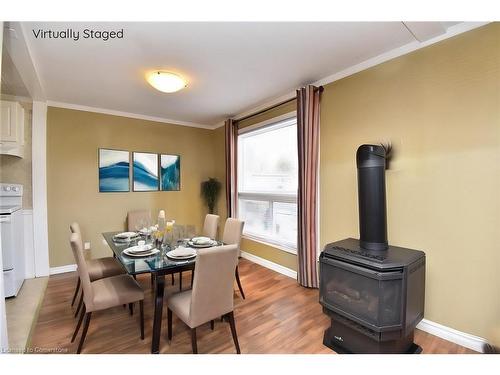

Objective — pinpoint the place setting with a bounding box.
[122,240,160,257]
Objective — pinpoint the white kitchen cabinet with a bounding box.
[0,100,25,157]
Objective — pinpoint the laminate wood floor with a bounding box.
[29,259,475,354]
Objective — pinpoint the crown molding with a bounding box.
[214,21,490,128]
[46,101,214,129]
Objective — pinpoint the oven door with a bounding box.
[320,255,404,331]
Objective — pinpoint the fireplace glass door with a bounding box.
[320,257,404,330]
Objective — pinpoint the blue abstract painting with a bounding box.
[99,149,130,192]
[133,152,159,191]
[160,154,180,191]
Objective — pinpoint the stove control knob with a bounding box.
[13,187,19,192]
[5,186,11,191]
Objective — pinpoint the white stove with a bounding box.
[0,183,25,297]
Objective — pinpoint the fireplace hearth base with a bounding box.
[323,311,422,354]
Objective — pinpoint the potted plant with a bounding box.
[201,178,221,214]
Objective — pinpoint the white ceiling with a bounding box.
[20,22,462,126]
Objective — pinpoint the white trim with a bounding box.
[46,100,214,130]
[416,318,488,353]
[221,22,489,128]
[0,21,10,352]
[22,209,35,279]
[49,264,77,275]
[240,250,297,279]
[32,101,50,277]
[238,111,297,135]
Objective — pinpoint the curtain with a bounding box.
[225,119,238,218]
[296,85,322,288]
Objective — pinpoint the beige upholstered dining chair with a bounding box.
[202,214,220,240]
[70,232,145,353]
[167,244,241,354]
[222,218,245,299]
[127,209,152,231]
[69,223,125,318]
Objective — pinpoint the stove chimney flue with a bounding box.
[356,144,388,251]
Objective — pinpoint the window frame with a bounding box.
[237,111,298,254]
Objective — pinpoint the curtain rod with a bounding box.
[234,85,323,124]
[235,97,296,124]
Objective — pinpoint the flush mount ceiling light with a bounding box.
[146,71,187,93]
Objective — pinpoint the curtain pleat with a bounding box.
[297,85,321,288]
[225,119,238,218]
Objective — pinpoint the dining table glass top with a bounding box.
[101,231,220,275]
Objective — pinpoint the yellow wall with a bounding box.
[46,107,220,267]
[0,101,33,208]
[320,24,500,341]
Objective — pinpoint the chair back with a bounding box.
[127,209,152,231]
[189,244,238,327]
[202,214,220,240]
[69,232,94,309]
[70,222,81,235]
[222,218,244,247]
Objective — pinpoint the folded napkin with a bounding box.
[191,236,212,245]
[171,246,196,257]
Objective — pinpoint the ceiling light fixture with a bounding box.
[146,71,187,93]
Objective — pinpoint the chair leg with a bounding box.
[129,303,134,316]
[71,278,80,306]
[179,272,183,291]
[77,312,92,354]
[235,266,245,299]
[210,320,214,330]
[167,308,172,341]
[191,270,195,288]
[139,300,144,340]
[75,293,83,318]
[227,311,241,354]
[171,273,175,285]
[71,304,86,342]
[191,328,198,354]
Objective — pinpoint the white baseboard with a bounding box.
[49,264,77,275]
[416,318,488,353]
[240,251,297,279]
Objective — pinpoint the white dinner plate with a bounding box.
[115,231,138,239]
[188,240,217,248]
[166,250,196,260]
[123,248,159,257]
[124,244,155,254]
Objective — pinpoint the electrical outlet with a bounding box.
[84,241,91,250]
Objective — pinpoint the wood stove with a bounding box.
[319,145,425,354]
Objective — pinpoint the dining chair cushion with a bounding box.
[90,274,144,312]
[168,244,238,328]
[88,257,125,281]
[202,214,220,240]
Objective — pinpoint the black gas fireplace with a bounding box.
[320,145,426,354]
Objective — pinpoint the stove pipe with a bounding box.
[356,144,388,251]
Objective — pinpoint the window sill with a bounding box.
[241,234,297,255]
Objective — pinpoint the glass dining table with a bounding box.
[101,231,219,354]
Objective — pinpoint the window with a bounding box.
[237,115,298,252]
